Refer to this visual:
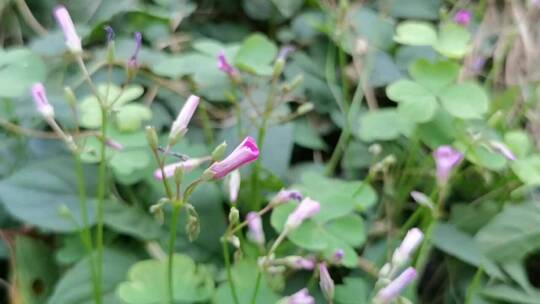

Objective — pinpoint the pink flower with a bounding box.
[375,267,417,303]
[319,263,334,301]
[433,146,463,186]
[272,189,303,205]
[489,141,516,161]
[283,256,315,270]
[169,95,200,140]
[285,197,321,230]
[105,138,124,151]
[454,9,472,26]
[207,136,259,179]
[392,228,424,265]
[283,288,315,304]
[53,6,81,52]
[228,170,241,203]
[31,83,54,118]
[153,157,208,180]
[217,50,238,76]
[246,212,265,245]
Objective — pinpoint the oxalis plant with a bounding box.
[2,1,540,304]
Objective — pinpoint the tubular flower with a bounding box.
[53,6,82,52]
[31,83,55,118]
[246,212,265,245]
[169,95,200,140]
[433,146,463,186]
[375,267,418,303]
[285,197,321,230]
[207,136,259,179]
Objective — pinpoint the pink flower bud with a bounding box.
[31,83,54,118]
[433,146,463,186]
[153,157,208,180]
[217,50,238,78]
[272,189,303,205]
[392,228,423,266]
[105,138,123,151]
[454,9,472,26]
[246,212,265,245]
[169,95,200,140]
[489,141,516,161]
[228,170,241,203]
[319,263,335,301]
[285,197,321,230]
[207,136,259,179]
[333,249,345,264]
[128,32,142,69]
[283,256,315,270]
[375,267,417,303]
[283,288,315,304]
[53,6,82,53]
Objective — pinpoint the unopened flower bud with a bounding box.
[285,197,321,230]
[228,170,241,203]
[228,206,240,225]
[63,86,77,108]
[53,5,82,53]
[145,126,159,151]
[297,103,314,115]
[211,141,227,161]
[319,263,335,302]
[31,83,54,118]
[392,228,424,266]
[169,95,200,145]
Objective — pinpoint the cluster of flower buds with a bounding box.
[374,228,424,303]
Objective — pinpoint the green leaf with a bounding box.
[409,59,460,93]
[104,201,162,240]
[394,21,438,46]
[271,0,304,18]
[386,80,432,103]
[0,157,97,232]
[214,260,280,304]
[234,33,278,75]
[294,118,327,150]
[378,0,442,20]
[15,236,58,304]
[335,277,368,304]
[48,249,137,304]
[115,104,152,132]
[117,254,214,304]
[439,82,489,119]
[476,202,540,261]
[349,8,396,50]
[397,95,438,123]
[434,23,471,58]
[482,284,540,304]
[358,109,413,141]
[512,156,540,185]
[505,130,531,158]
[0,48,46,98]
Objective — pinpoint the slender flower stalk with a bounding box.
[206,136,260,179]
[228,170,241,203]
[433,146,463,186]
[279,288,315,304]
[53,5,82,53]
[246,212,265,246]
[169,95,200,142]
[319,263,335,302]
[153,157,209,180]
[375,267,418,303]
[285,197,321,230]
[454,9,472,26]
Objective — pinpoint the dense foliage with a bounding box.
[1,0,540,303]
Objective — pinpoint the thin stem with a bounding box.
[94,106,107,304]
[250,271,262,304]
[229,203,274,235]
[14,0,47,36]
[222,236,240,304]
[167,204,182,304]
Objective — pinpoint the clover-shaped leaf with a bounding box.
[439,82,489,119]
[79,85,150,132]
[234,33,277,76]
[116,254,214,304]
[409,59,460,93]
[0,48,46,98]
[394,21,438,46]
[359,109,414,141]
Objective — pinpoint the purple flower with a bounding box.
[217,50,238,76]
[319,263,335,301]
[333,249,345,264]
[454,9,472,26]
[246,212,265,245]
[433,146,463,186]
[207,136,259,179]
[375,267,417,303]
[53,5,81,52]
[392,228,424,266]
[283,256,315,270]
[271,189,303,206]
[489,141,516,161]
[228,170,241,203]
[105,138,123,151]
[154,157,209,180]
[128,32,142,68]
[285,197,321,230]
[104,26,115,42]
[169,95,200,140]
[31,83,54,118]
[283,288,315,304]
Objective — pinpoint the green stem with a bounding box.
[73,153,100,304]
[464,267,484,304]
[222,236,240,304]
[167,204,182,304]
[95,106,107,304]
[250,271,262,304]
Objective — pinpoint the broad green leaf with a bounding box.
[368,51,404,87]
[386,80,433,103]
[104,201,162,240]
[294,118,327,150]
[512,156,540,185]
[48,249,137,304]
[378,0,442,20]
[234,33,278,75]
[0,48,46,98]
[115,104,152,132]
[0,157,97,232]
[439,82,489,119]
[335,277,368,304]
[464,145,507,171]
[409,59,460,93]
[117,254,214,304]
[15,236,58,304]
[394,21,438,46]
[397,95,438,123]
[358,109,413,141]
[505,130,531,158]
[432,223,504,279]
[434,23,471,58]
[349,8,396,50]
[214,260,280,304]
[271,0,304,18]
[476,202,540,261]
[482,285,540,304]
